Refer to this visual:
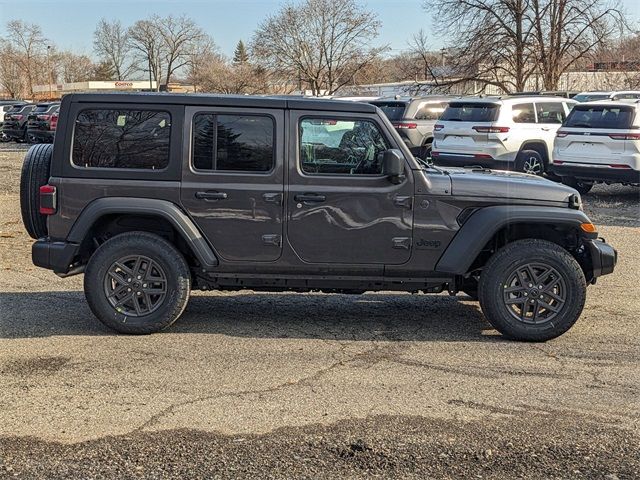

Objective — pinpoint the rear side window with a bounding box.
[536,102,566,124]
[72,109,171,169]
[612,93,640,100]
[192,114,274,172]
[414,102,446,120]
[440,103,499,122]
[299,118,390,175]
[573,94,609,102]
[564,106,634,129]
[512,103,536,123]
[371,102,407,121]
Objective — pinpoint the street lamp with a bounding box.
[47,45,52,100]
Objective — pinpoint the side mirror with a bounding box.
[380,149,405,184]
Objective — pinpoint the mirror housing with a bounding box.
[380,149,405,184]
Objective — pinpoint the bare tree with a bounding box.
[0,43,25,98]
[54,50,96,83]
[93,19,137,80]
[128,15,211,90]
[251,0,384,95]
[424,0,538,93]
[531,0,625,90]
[5,20,48,97]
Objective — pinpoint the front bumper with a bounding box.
[586,238,617,280]
[551,163,640,184]
[32,239,80,275]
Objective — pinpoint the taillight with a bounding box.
[431,151,440,157]
[13,114,23,121]
[610,164,632,169]
[37,114,51,121]
[433,124,444,131]
[393,122,418,129]
[472,126,510,133]
[556,131,569,138]
[474,153,493,159]
[50,114,58,130]
[553,160,564,164]
[609,133,640,140]
[39,185,57,215]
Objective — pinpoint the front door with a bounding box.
[286,111,414,265]
[181,107,285,262]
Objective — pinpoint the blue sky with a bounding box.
[1,0,638,59]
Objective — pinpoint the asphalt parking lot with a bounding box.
[0,142,639,479]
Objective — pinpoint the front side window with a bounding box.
[512,103,536,123]
[536,102,566,124]
[564,105,634,129]
[73,109,171,169]
[192,113,274,172]
[414,102,447,120]
[300,118,389,175]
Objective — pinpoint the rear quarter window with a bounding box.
[440,103,499,122]
[564,106,634,129]
[72,109,171,169]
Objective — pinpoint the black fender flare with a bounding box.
[435,205,591,274]
[67,197,218,268]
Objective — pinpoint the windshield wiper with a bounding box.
[414,155,447,174]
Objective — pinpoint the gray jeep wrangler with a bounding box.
[20,93,617,340]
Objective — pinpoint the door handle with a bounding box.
[262,192,282,204]
[195,191,228,200]
[294,193,326,203]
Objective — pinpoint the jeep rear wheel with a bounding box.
[515,150,545,176]
[478,239,586,341]
[20,144,53,239]
[84,232,191,334]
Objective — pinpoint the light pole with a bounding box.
[47,45,52,100]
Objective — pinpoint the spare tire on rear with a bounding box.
[20,144,53,239]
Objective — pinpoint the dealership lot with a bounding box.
[0,143,639,478]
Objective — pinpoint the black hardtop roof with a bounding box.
[63,92,378,114]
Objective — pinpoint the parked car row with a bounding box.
[338,90,640,191]
[0,100,59,143]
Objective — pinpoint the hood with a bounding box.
[446,167,578,204]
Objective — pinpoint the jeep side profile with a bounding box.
[20,93,616,341]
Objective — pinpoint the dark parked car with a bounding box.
[370,96,452,158]
[26,102,60,143]
[0,100,27,142]
[20,93,616,341]
[3,103,36,142]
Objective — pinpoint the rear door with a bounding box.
[534,101,569,156]
[180,107,285,262]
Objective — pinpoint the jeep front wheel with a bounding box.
[84,231,191,334]
[478,239,586,341]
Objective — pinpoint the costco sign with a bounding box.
[114,81,134,88]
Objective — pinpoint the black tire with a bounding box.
[478,239,586,342]
[561,176,593,195]
[20,143,53,239]
[84,231,191,334]
[515,149,545,176]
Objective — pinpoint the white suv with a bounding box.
[573,91,640,103]
[551,100,640,193]
[432,96,576,175]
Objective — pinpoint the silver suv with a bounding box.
[370,96,452,158]
[432,96,576,175]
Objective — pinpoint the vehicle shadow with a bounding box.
[582,184,639,228]
[0,291,499,343]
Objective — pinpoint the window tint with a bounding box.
[536,102,566,124]
[564,105,634,129]
[573,94,609,102]
[300,118,390,175]
[512,103,536,123]
[613,93,640,100]
[370,102,407,121]
[414,102,446,120]
[440,103,499,122]
[192,114,274,172]
[73,109,171,169]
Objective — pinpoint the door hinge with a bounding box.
[262,234,282,247]
[392,237,411,250]
[394,195,413,209]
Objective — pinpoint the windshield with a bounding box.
[573,94,610,103]
[371,102,407,121]
[564,105,634,129]
[440,102,499,122]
